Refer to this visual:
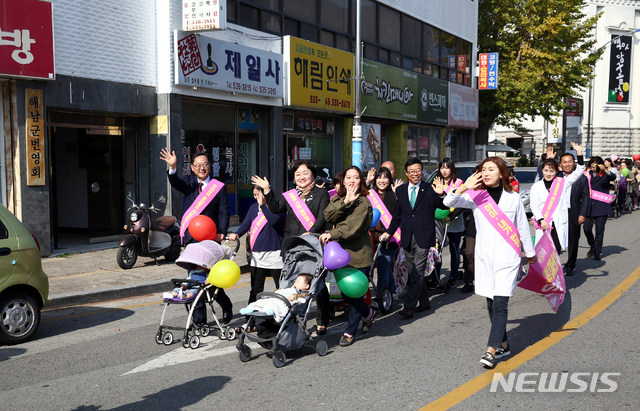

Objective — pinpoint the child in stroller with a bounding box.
[240,274,312,322]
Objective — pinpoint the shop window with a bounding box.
[379,48,389,65]
[440,68,449,81]
[284,0,316,23]
[244,0,281,11]
[261,11,282,33]
[300,22,319,42]
[401,15,421,57]
[284,17,299,36]
[379,5,400,50]
[412,59,423,74]
[228,1,237,23]
[321,30,335,48]
[403,57,413,71]
[429,128,441,166]
[441,32,457,68]
[390,51,402,68]
[336,34,350,52]
[321,0,349,34]
[360,0,377,43]
[364,43,377,60]
[423,63,433,77]
[423,25,440,63]
[432,65,439,79]
[239,5,260,30]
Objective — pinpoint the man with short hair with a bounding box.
[560,151,589,276]
[380,158,445,317]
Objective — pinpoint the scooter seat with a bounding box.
[152,216,177,232]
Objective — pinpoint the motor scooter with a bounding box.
[117,193,181,269]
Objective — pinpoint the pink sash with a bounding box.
[367,190,401,244]
[328,189,337,199]
[585,171,614,203]
[444,178,463,194]
[283,189,316,232]
[248,209,268,250]
[540,177,566,223]
[467,190,521,257]
[180,178,225,243]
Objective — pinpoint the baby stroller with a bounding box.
[614,178,633,218]
[236,235,328,368]
[425,218,450,294]
[368,231,395,315]
[155,239,240,349]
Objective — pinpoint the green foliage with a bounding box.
[478,0,604,136]
[516,155,530,167]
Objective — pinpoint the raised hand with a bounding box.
[392,179,403,193]
[251,175,271,194]
[463,172,483,192]
[344,184,360,204]
[160,148,177,169]
[366,167,376,184]
[570,142,583,156]
[432,176,445,195]
[546,145,556,160]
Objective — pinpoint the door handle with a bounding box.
[0,247,11,256]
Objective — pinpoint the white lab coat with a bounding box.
[530,164,584,250]
[444,190,535,298]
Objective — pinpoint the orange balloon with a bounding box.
[188,215,217,241]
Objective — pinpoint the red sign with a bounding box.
[457,55,466,72]
[566,98,581,117]
[478,53,488,90]
[0,0,55,79]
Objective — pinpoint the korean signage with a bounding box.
[175,31,283,99]
[360,59,448,125]
[448,83,478,128]
[292,114,329,133]
[566,98,582,117]
[25,89,45,186]
[283,36,354,113]
[479,52,498,90]
[182,0,226,32]
[608,35,631,103]
[0,0,55,79]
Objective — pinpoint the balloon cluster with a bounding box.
[207,260,241,288]
[189,215,217,242]
[323,241,368,298]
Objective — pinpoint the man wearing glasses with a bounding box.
[161,147,232,323]
[380,158,445,318]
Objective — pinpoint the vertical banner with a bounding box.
[182,0,226,31]
[608,35,631,103]
[479,53,499,90]
[25,89,45,186]
[362,123,381,172]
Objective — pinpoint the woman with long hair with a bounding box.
[371,166,398,301]
[442,157,536,368]
[319,165,376,347]
[583,156,616,261]
[437,157,465,287]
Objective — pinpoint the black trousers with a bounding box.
[315,282,332,327]
[583,216,607,256]
[248,266,281,305]
[565,217,581,270]
[462,236,475,284]
[193,288,232,325]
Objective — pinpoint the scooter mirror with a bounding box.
[159,196,166,203]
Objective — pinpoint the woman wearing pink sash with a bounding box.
[443,157,536,369]
[437,157,465,287]
[229,186,286,307]
[370,167,398,301]
[583,156,616,261]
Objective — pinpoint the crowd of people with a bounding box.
[160,144,626,369]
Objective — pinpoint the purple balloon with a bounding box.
[323,241,351,271]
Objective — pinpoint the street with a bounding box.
[2,214,640,411]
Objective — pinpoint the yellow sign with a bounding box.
[25,89,45,186]
[284,36,354,113]
[150,115,169,135]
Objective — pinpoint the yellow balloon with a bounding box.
[622,82,629,92]
[207,260,241,288]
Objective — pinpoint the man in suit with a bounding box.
[380,158,445,318]
[160,148,233,323]
[560,152,589,276]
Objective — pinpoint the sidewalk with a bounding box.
[42,239,251,309]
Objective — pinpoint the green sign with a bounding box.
[360,59,448,126]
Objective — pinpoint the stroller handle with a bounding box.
[224,236,241,255]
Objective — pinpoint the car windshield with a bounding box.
[515,171,537,183]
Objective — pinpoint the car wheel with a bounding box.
[116,245,137,269]
[0,292,41,345]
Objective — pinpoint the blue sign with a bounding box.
[487,52,499,90]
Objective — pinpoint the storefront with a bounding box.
[447,82,479,161]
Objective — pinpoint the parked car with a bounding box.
[514,167,538,215]
[0,204,49,345]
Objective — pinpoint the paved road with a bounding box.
[4,215,640,410]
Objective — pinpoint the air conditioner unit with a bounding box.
[283,114,294,130]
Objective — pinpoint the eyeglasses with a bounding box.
[192,163,210,169]
[406,169,422,175]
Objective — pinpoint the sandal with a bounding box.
[339,334,355,346]
[316,325,327,335]
[361,310,377,333]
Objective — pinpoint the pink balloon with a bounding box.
[323,241,351,271]
[610,154,618,162]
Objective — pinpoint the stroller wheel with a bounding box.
[162,332,174,346]
[189,334,200,349]
[199,325,210,337]
[379,286,393,315]
[182,337,190,349]
[315,340,328,356]
[238,345,252,362]
[272,350,286,368]
[226,327,237,341]
[218,328,227,340]
[155,331,163,345]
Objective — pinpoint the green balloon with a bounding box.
[621,168,629,177]
[435,208,451,219]
[334,268,369,298]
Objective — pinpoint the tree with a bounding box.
[477,0,603,142]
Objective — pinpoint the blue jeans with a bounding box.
[486,296,509,349]
[376,246,397,297]
[343,267,373,336]
[448,232,463,281]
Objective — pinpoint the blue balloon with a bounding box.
[370,208,381,228]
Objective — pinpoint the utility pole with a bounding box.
[352,0,362,168]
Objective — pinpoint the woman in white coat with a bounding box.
[442,157,536,369]
[530,143,585,253]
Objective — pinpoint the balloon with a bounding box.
[610,154,618,162]
[621,168,629,177]
[334,268,369,298]
[207,260,241,288]
[323,241,351,271]
[633,155,640,162]
[370,208,381,228]
[189,215,217,242]
[435,208,451,219]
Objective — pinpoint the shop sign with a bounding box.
[238,142,250,185]
[479,52,498,90]
[361,59,448,125]
[283,36,354,113]
[293,114,327,133]
[0,0,55,79]
[608,35,631,103]
[448,82,478,128]
[182,0,226,31]
[566,98,582,117]
[25,89,45,186]
[175,31,283,99]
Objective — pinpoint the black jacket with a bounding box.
[585,171,616,217]
[568,174,590,224]
[264,185,330,241]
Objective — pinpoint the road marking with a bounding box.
[420,265,640,411]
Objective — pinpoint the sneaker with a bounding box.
[495,344,511,359]
[480,352,496,368]
[460,283,474,294]
[162,292,174,299]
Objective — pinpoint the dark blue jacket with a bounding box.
[168,171,230,241]
[234,203,285,252]
[586,171,616,217]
